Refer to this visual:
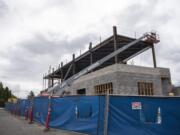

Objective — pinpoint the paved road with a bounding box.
[0,109,84,135]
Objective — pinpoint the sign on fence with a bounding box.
[132,102,142,110]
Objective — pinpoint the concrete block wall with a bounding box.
[71,72,117,95]
[55,64,171,96]
[115,72,162,95]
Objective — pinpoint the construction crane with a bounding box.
[48,32,159,95]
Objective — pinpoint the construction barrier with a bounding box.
[5,96,180,135]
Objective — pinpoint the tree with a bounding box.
[0,99,5,107]
[0,82,3,99]
[8,90,12,98]
[0,82,3,89]
[27,91,35,100]
[4,87,9,101]
[0,82,16,107]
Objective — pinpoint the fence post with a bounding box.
[29,98,34,124]
[104,90,110,135]
[29,103,33,124]
[29,106,33,124]
[44,94,52,131]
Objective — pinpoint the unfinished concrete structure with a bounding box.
[60,64,171,96]
[43,26,172,96]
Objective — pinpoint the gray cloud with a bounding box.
[21,32,96,56]
[158,46,180,63]
[47,0,74,7]
[1,32,96,82]
[0,0,8,17]
[117,0,173,31]
[114,0,180,85]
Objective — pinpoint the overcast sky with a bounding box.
[0,0,180,98]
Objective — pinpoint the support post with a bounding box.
[89,42,93,65]
[104,90,109,135]
[113,26,118,63]
[151,44,157,68]
[61,62,64,83]
[52,68,54,87]
[44,95,52,131]
[29,98,33,124]
[72,54,76,75]
[43,74,44,90]
[44,73,47,89]
[48,66,51,88]
[58,65,61,84]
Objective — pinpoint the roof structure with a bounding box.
[44,31,154,82]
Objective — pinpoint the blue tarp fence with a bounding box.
[5,96,180,135]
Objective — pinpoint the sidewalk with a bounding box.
[0,109,85,135]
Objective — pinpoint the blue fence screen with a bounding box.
[108,96,180,135]
[5,96,180,135]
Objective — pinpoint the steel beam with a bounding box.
[113,26,118,63]
[64,64,73,80]
[151,44,157,68]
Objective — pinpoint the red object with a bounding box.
[45,104,51,129]
[29,106,33,123]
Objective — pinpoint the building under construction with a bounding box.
[6,26,180,135]
[43,26,172,96]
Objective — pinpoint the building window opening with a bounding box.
[95,82,113,94]
[76,88,86,95]
[138,82,154,95]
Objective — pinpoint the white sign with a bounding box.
[132,102,142,110]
